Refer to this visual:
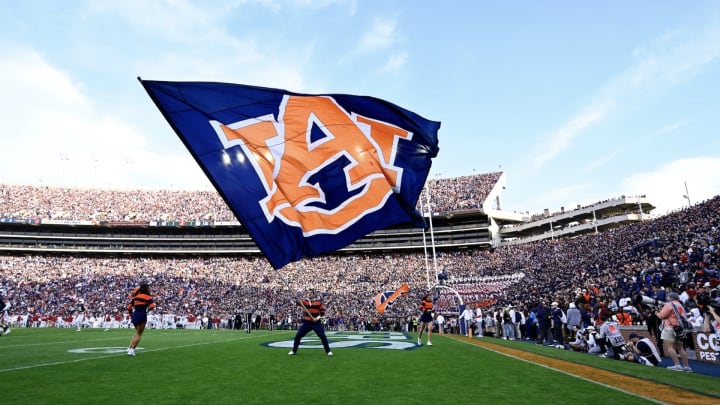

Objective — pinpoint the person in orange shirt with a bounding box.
[656,292,691,372]
[126,283,156,356]
[288,293,333,356]
[417,294,434,346]
[616,311,633,326]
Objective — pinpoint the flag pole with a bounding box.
[420,197,431,290]
[425,184,439,286]
[269,266,317,321]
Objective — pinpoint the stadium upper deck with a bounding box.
[0,172,654,255]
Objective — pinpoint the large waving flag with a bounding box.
[140,79,440,269]
[374,283,410,314]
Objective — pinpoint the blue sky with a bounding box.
[1,0,719,216]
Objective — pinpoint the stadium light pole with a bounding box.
[59,153,69,186]
[549,220,554,240]
[420,197,431,289]
[91,155,99,188]
[683,181,692,207]
[592,210,598,234]
[125,157,134,190]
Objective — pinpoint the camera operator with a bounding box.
[584,326,603,355]
[644,307,664,357]
[598,312,626,359]
[656,292,692,372]
[701,300,720,334]
[623,333,661,366]
[568,325,586,352]
[697,284,720,319]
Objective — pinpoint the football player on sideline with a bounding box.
[1,294,12,335]
[75,299,87,332]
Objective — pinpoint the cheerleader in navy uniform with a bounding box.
[126,284,156,356]
[417,294,434,346]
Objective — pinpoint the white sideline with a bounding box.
[455,338,668,405]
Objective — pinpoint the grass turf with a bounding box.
[0,328,712,404]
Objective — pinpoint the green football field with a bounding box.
[0,328,715,404]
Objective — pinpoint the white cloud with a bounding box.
[531,103,610,170]
[359,18,398,51]
[579,150,621,176]
[530,18,720,171]
[378,51,408,73]
[0,48,211,190]
[622,157,720,215]
[540,183,592,211]
[0,48,89,114]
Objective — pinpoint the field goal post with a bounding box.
[433,284,469,335]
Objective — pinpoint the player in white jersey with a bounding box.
[1,295,12,335]
[74,299,87,331]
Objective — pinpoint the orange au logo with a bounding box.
[210,95,413,236]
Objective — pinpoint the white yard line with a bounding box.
[0,332,270,372]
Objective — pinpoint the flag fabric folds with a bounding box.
[140,79,440,269]
[374,283,410,314]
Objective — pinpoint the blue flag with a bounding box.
[374,283,410,314]
[140,79,440,269]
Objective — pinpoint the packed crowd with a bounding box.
[0,193,717,329]
[1,178,719,371]
[0,172,501,223]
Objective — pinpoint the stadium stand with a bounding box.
[1,175,719,372]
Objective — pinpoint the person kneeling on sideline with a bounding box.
[568,325,587,352]
[622,333,662,366]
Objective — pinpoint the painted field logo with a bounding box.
[211,95,412,236]
[264,331,417,351]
